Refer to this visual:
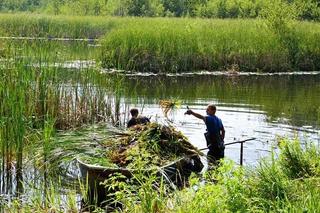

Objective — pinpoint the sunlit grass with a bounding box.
[1,14,319,72]
[111,139,320,212]
[100,18,320,72]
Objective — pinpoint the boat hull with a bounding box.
[78,155,203,206]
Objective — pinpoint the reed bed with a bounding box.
[1,14,320,72]
[0,34,125,204]
[100,18,320,72]
[0,13,122,38]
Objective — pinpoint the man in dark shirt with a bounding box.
[127,108,150,128]
[185,104,225,163]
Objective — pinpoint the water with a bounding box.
[112,74,320,166]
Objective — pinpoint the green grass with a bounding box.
[109,139,320,212]
[0,13,121,38]
[1,14,320,72]
[100,18,320,73]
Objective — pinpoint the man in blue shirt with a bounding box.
[185,104,225,163]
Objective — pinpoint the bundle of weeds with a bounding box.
[83,122,200,169]
[159,100,181,118]
[137,122,199,156]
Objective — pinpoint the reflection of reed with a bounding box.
[119,74,320,128]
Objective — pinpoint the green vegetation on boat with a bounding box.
[78,122,201,169]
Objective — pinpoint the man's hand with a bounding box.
[184,110,193,115]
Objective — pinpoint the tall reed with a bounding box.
[100,18,320,72]
[0,13,121,38]
[0,28,125,200]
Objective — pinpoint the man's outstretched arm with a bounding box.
[185,110,205,120]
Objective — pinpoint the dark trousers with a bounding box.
[204,132,225,164]
[207,146,224,164]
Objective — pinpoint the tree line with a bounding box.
[0,0,319,21]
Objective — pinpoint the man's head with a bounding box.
[206,104,216,116]
[130,108,139,117]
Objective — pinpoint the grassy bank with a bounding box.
[100,18,320,72]
[0,13,121,38]
[1,14,320,72]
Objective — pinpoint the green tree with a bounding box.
[294,0,320,21]
[123,0,163,16]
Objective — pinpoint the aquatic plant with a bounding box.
[278,138,320,178]
[0,13,120,38]
[0,28,126,206]
[159,99,182,118]
[99,18,320,73]
[1,14,320,73]
[78,123,200,169]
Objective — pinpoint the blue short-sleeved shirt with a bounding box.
[205,115,224,135]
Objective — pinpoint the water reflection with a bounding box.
[112,74,320,165]
[118,74,320,128]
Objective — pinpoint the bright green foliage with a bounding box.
[99,18,320,72]
[279,138,320,178]
[1,14,320,72]
[196,0,266,18]
[260,0,301,69]
[112,140,320,212]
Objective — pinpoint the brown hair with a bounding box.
[130,108,139,116]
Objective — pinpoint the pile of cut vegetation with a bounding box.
[79,123,201,169]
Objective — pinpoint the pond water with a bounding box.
[113,74,320,166]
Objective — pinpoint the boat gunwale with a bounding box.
[77,156,189,173]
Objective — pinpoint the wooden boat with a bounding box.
[78,155,203,206]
